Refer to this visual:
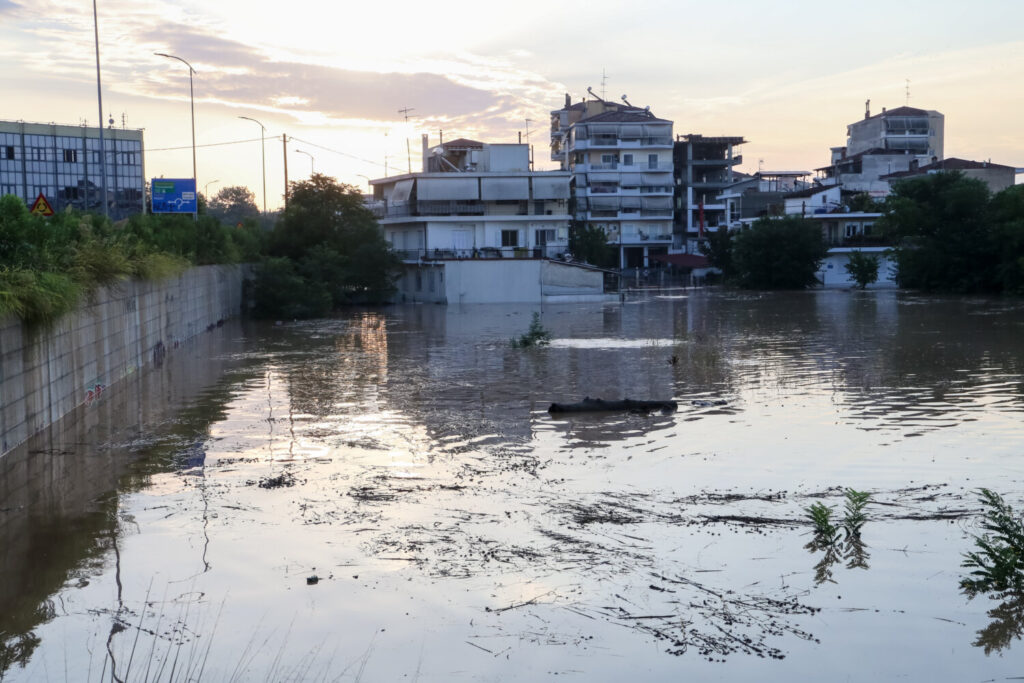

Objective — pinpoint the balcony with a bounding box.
[375,200,566,219]
[393,245,568,261]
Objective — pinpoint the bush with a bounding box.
[510,312,552,348]
[844,250,880,290]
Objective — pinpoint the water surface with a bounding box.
[3,290,1024,681]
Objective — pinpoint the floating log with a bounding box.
[548,397,678,414]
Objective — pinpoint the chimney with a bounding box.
[422,134,429,173]
[909,159,919,171]
[865,99,870,119]
[882,106,886,114]
[565,93,571,108]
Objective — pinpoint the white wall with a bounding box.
[818,249,897,288]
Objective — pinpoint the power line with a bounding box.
[147,135,280,152]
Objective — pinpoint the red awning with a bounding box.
[649,253,709,268]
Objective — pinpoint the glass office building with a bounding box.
[0,120,145,220]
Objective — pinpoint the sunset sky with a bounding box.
[3,0,1021,209]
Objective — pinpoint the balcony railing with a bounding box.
[393,245,568,261]
[375,200,565,219]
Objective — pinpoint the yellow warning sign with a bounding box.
[30,193,54,216]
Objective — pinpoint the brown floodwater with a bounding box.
[2,289,1024,681]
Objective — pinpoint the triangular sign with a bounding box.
[30,193,54,216]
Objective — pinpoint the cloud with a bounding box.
[0,0,19,13]
[133,25,503,123]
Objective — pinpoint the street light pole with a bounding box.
[204,179,219,197]
[295,149,314,176]
[238,115,267,214]
[155,52,197,222]
[92,0,108,219]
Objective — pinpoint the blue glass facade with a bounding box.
[0,121,145,220]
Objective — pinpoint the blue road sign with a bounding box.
[151,178,197,213]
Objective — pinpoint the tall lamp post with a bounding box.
[204,179,219,197]
[92,0,109,220]
[238,116,267,214]
[155,51,197,222]
[296,149,314,176]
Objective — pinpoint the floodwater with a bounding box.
[2,290,1024,681]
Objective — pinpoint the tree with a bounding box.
[989,184,1024,295]
[208,186,259,227]
[846,192,882,213]
[731,216,827,289]
[699,226,734,279]
[844,250,880,289]
[255,174,400,316]
[881,172,996,292]
[568,221,616,268]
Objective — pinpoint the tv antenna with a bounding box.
[600,68,609,101]
[398,107,417,174]
[905,79,911,105]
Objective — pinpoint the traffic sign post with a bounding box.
[30,193,55,216]
[151,178,197,214]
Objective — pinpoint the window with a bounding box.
[600,153,617,166]
[501,229,519,247]
[648,154,658,169]
[535,229,555,245]
[863,223,873,236]
[63,149,78,163]
[845,223,858,238]
[2,146,13,160]
[623,154,634,166]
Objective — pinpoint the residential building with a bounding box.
[370,137,613,304]
[716,170,812,227]
[816,104,944,196]
[673,134,745,250]
[846,103,943,159]
[0,119,145,219]
[881,157,1018,194]
[550,93,674,270]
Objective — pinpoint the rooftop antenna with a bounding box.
[905,79,911,105]
[398,107,416,174]
[524,118,533,143]
[600,68,609,101]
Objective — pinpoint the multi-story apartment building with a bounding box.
[550,94,674,270]
[368,137,617,304]
[372,137,570,261]
[673,134,745,250]
[0,120,145,219]
[816,104,944,195]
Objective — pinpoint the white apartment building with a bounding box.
[371,137,571,262]
[550,94,674,270]
[369,138,613,304]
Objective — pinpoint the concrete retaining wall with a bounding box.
[0,264,246,454]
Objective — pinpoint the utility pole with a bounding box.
[282,133,289,211]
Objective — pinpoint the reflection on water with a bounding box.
[3,291,1024,680]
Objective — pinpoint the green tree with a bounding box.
[844,250,880,289]
[699,226,734,279]
[846,192,882,213]
[731,215,827,289]
[256,174,399,315]
[208,185,259,227]
[990,184,1024,295]
[568,221,616,268]
[881,172,996,292]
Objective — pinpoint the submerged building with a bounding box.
[550,93,675,270]
[370,136,615,304]
[0,120,145,219]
